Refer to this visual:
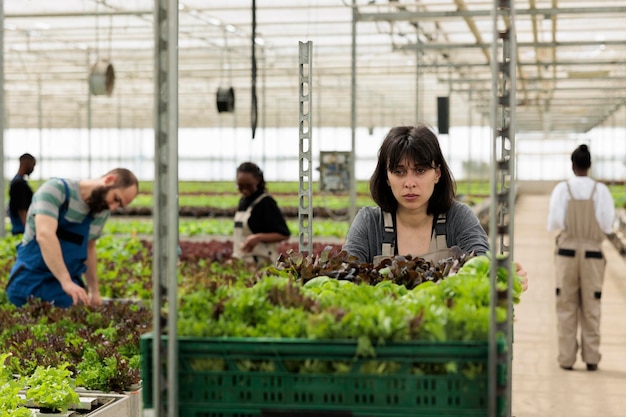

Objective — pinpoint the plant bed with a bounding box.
[140,252,523,417]
[28,395,114,416]
[75,388,143,417]
[114,205,354,219]
[18,391,133,417]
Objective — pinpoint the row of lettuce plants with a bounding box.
[0,235,523,397]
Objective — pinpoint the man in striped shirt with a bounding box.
[6,168,139,308]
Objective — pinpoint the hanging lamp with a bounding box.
[216,24,235,113]
[89,59,115,96]
[216,86,235,113]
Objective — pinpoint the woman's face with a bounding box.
[237,171,259,198]
[387,157,440,212]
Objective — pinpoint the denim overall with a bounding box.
[6,180,92,308]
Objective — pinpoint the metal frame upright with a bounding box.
[298,41,313,255]
[488,0,516,416]
[152,0,179,416]
[0,1,4,239]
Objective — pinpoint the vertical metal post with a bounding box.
[489,0,516,416]
[348,0,357,222]
[298,41,313,255]
[0,1,4,239]
[118,93,123,165]
[415,30,421,123]
[87,53,92,178]
[467,90,473,195]
[261,54,267,170]
[38,78,43,179]
[153,0,179,416]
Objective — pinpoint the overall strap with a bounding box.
[433,212,447,248]
[59,179,70,213]
[381,211,395,257]
[250,192,268,208]
[56,179,87,245]
[235,193,268,229]
[565,181,574,198]
[566,180,598,200]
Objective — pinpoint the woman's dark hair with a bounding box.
[571,144,591,170]
[236,161,266,192]
[370,125,455,214]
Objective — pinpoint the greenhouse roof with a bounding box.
[4,0,626,134]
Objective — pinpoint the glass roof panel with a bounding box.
[3,0,625,133]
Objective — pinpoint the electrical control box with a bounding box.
[319,151,351,192]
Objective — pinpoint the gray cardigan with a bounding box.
[342,201,490,263]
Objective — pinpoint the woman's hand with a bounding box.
[241,234,261,253]
[515,262,529,292]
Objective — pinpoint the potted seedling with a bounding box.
[25,363,80,416]
[0,353,32,417]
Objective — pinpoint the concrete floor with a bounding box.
[512,194,626,417]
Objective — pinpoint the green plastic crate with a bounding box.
[141,334,496,416]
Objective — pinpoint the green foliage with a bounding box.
[0,354,30,417]
[136,180,372,196]
[0,352,13,382]
[176,253,525,349]
[0,382,32,417]
[0,299,151,393]
[104,217,349,238]
[25,363,80,413]
[608,183,625,208]
[76,348,121,392]
[0,235,21,289]
[95,236,152,299]
[0,208,527,393]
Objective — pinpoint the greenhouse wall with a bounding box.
[4,126,624,182]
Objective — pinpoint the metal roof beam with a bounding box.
[357,6,626,21]
[5,10,152,18]
[447,77,626,84]
[398,39,626,50]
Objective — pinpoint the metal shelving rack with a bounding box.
[149,2,518,416]
[349,1,518,416]
[488,0,517,416]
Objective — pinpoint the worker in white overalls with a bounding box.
[548,144,615,371]
[232,162,290,266]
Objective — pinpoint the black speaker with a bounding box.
[216,87,235,113]
[437,96,449,134]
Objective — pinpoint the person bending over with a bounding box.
[6,168,139,308]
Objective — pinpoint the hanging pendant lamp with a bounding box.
[216,86,235,113]
[89,59,115,96]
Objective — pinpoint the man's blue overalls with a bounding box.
[6,180,92,308]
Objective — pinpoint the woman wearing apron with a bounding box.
[232,162,290,266]
[343,125,528,280]
[547,144,615,371]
